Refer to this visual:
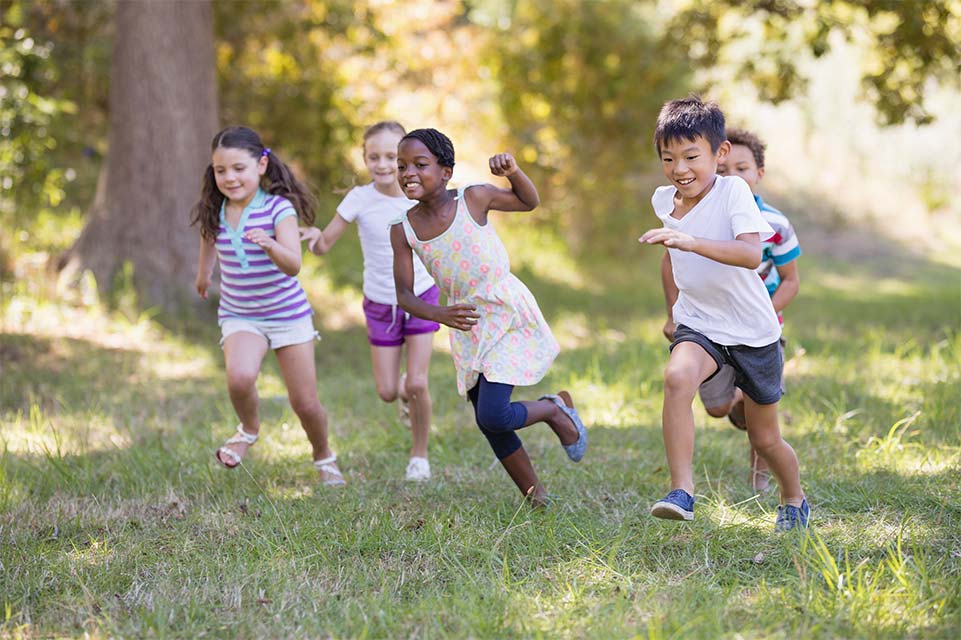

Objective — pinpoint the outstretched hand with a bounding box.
[639,228,696,252]
[489,153,518,177]
[437,303,481,332]
[299,226,322,253]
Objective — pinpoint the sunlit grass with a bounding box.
[2,227,960,637]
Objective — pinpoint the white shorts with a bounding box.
[220,315,320,350]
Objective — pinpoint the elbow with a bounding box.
[745,247,762,269]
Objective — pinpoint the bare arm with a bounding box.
[390,223,479,331]
[770,260,800,313]
[195,237,217,299]
[464,153,539,223]
[660,251,678,341]
[300,213,350,256]
[245,215,302,276]
[639,228,762,269]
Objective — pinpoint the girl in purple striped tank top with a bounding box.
[192,126,345,486]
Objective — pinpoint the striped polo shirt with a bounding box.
[756,194,802,324]
[215,189,312,324]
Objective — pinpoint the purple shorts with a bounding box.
[362,285,441,347]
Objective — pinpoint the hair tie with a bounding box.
[262,147,271,157]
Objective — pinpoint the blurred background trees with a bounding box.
[2,0,959,315]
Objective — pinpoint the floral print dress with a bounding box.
[400,189,559,396]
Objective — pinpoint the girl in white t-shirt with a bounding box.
[300,122,440,482]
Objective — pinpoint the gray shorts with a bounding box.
[220,315,320,350]
[672,325,784,406]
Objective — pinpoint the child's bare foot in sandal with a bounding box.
[314,454,346,487]
[215,425,259,468]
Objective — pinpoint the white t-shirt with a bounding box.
[337,183,435,304]
[652,175,781,347]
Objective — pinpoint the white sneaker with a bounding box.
[405,456,431,482]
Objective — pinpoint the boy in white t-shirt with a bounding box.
[639,96,809,531]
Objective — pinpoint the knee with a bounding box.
[663,363,700,398]
[476,403,511,432]
[226,368,258,395]
[291,395,325,422]
[748,428,780,452]
[404,374,429,399]
[376,389,398,403]
[704,405,728,419]
[374,382,398,403]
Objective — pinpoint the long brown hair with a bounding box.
[191,126,317,241]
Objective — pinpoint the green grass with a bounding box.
[2,220,959,638]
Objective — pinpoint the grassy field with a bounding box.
[2,213,959,638]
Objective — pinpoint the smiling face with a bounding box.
[658,135,730,205]
[364,129,404,194]
[397,137,452,201]
[717,143,764,192]
[212,146,267,208]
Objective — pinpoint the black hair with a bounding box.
[653,95,726,155]
[725,127,766,169]
[191,125,317,241]
[400,128,456,168]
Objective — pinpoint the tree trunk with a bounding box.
[60,0,217,313]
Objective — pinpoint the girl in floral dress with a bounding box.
[389,128,587,506]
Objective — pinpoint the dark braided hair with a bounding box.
[401,128,456,168]
[653,95,726,155]
[725,127,766,169]
[191,126,317,241]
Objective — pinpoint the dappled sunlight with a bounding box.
[299,267,365,333]
[2,404,131,457]
[810,273,934,299]
[501,223,587,291]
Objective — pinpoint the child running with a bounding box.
[299,121,440,482]
[660,127,802,492]
[192,125,345,486]
[639,97,808,530]
[389,128,587,507]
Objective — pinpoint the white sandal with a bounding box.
[313,454,346,487]
[216,425,258,468]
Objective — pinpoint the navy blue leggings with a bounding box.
[466,374,530,460]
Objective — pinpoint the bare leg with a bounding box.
[218,331,269,463]
[661,342,719,495]
[369,344,403,403]
[275,340,340,483]
[499,447,548,506]
[518,398,578,445]
[704,387,742,419]
[743,397,803,506]
[403,333,434,459]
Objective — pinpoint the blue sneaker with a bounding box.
[775,499,810,531]
[651,489,695,521]
[540,391,587,462]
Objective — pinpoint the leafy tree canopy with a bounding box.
[669,0,961,125]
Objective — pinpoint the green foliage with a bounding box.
[480,0,689,247]
[669,0,961,125]
[0,15,74,225]
[214,0,390,194]
[0,0,110,245]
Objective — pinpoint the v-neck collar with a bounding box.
[220,189,266,269]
